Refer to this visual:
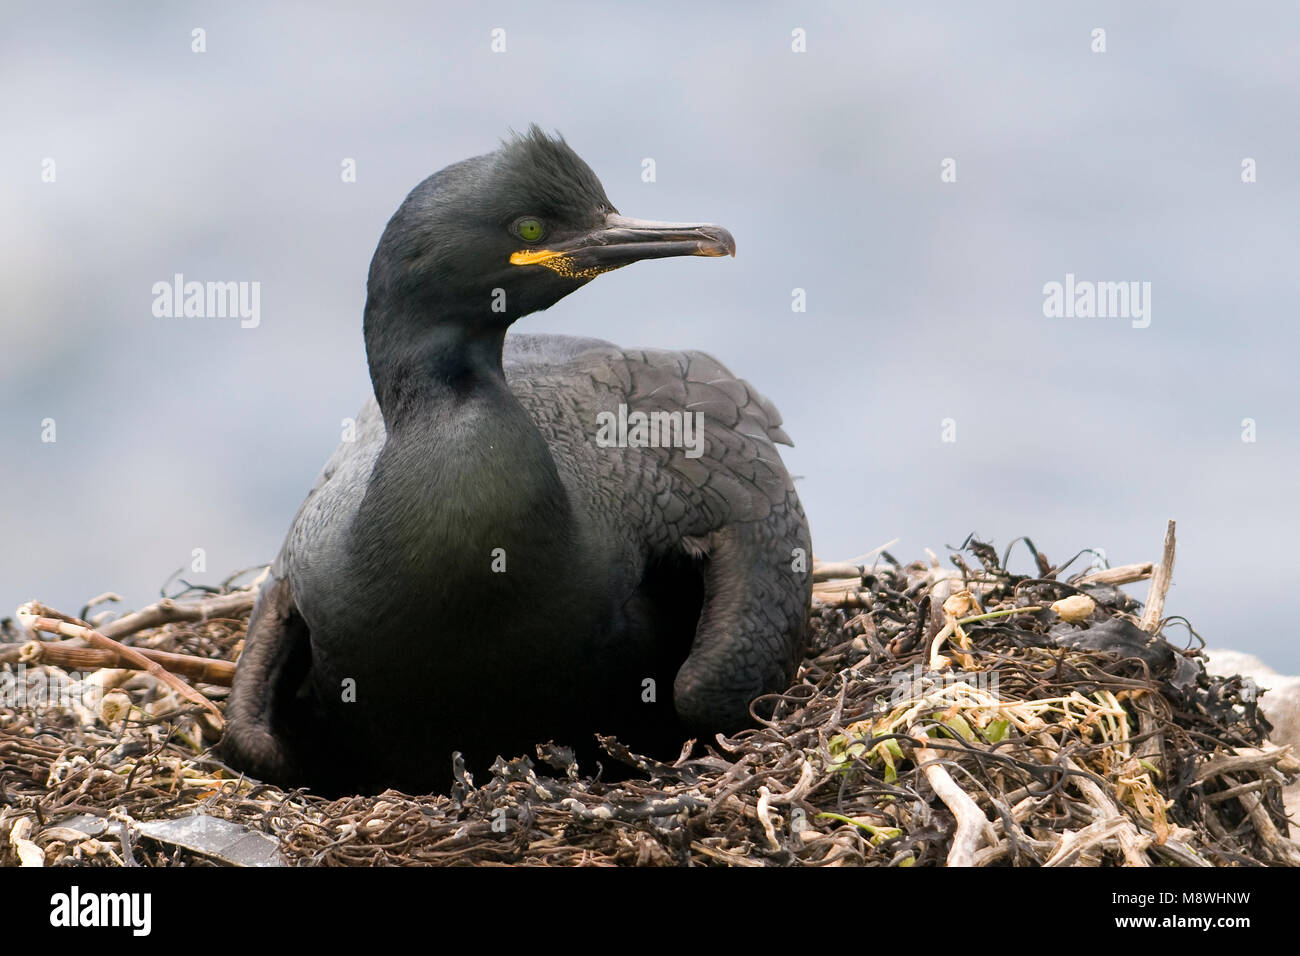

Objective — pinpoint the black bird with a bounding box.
[222,127,811,794]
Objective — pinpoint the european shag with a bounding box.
[222,127,812,795]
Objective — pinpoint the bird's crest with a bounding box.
[495,125,614,218]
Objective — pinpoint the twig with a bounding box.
[1044,816,1127,867]
[79,592,123,621]
[1139,520,1176,633]
[690,841,764,867]
[1074,563,1154,587]
[1131,693,1167,782]
[16,611,223,723]
[1223,773,1300,866]
[912,734,996,867]
[811,580,872,606]
[755,787,781,851]
[1196,745,1295,782]
[98,584,262,641]
[975,797,1055,864]
[1143,828,1213,867]
[1203,779,1270,804]
[1060,752,1150,866]
[8,640,235,686]
[811,562,864,582]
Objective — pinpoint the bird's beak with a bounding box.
[510,213,736,278]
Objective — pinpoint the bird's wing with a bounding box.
[506,337,812,731]
[506,336,796,541]
[274,398,386,589]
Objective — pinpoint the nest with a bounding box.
[1,523,1296,867]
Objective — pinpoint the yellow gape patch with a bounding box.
[509,249,612,279]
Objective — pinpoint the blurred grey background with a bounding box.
[2,3,1296,668]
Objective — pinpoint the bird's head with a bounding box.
[365,125,735,326]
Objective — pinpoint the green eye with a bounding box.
[514,217,545,242]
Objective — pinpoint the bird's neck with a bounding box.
[364,299,511,427]
[356,297,580,595]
